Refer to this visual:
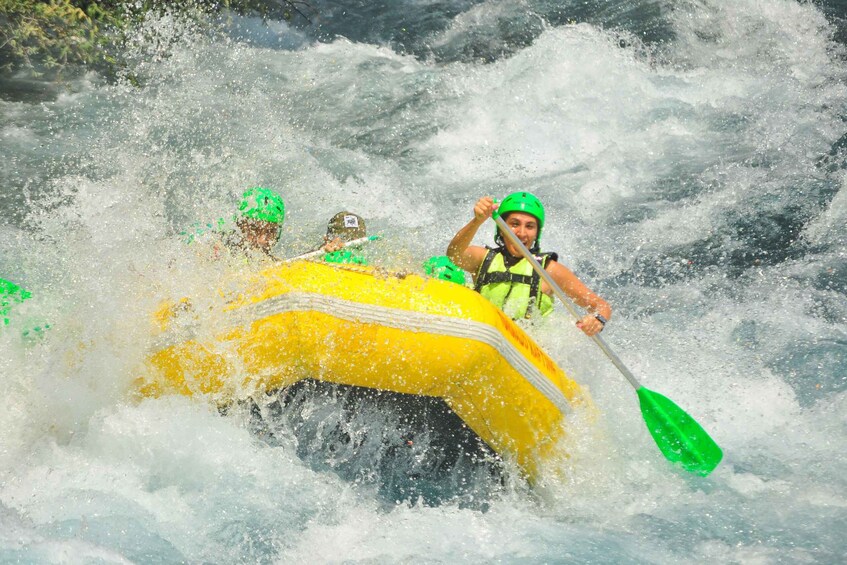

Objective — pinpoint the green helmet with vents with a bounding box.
[493,191,545,250]
[238,187,285,224]
[423,256,466,285]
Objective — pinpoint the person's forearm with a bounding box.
[550,263,612,321]
[568,287,612,319]
[447,218,485,266]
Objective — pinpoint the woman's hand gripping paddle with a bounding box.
[492,214,723,476]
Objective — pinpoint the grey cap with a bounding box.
[326,211,366,241]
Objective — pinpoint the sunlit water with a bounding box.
[1,0,846,562]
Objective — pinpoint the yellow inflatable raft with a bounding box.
[140,260,590,480]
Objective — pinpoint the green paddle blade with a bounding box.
[636,387,723,476]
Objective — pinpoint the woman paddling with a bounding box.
[446,192,611,336]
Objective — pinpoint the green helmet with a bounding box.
[1,278,31,327]
[238,187,286,224]
[423,256,466,285]
[494,191,545,251]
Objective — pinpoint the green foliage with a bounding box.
[0,0,314,78]
[0,0,122,75]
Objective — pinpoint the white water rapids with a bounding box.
[1,1,845,562]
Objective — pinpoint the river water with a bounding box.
[1,0,845,562]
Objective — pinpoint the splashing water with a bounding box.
[1,0,846,561]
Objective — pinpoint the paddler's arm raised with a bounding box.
[544,260,612,336]
[446,196,496,274]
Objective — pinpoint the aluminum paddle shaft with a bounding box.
[493,215,640,388]
[492,213,722,476]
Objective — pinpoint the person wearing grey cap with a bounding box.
[320,211,369,265]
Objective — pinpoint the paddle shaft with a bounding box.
[493,215,642,390]
[283,235,377,263]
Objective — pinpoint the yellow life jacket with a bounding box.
[474,247,556,319]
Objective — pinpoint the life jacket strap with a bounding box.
[475,247,558,318]
[473,247,500,292]
[478,271,535,286]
